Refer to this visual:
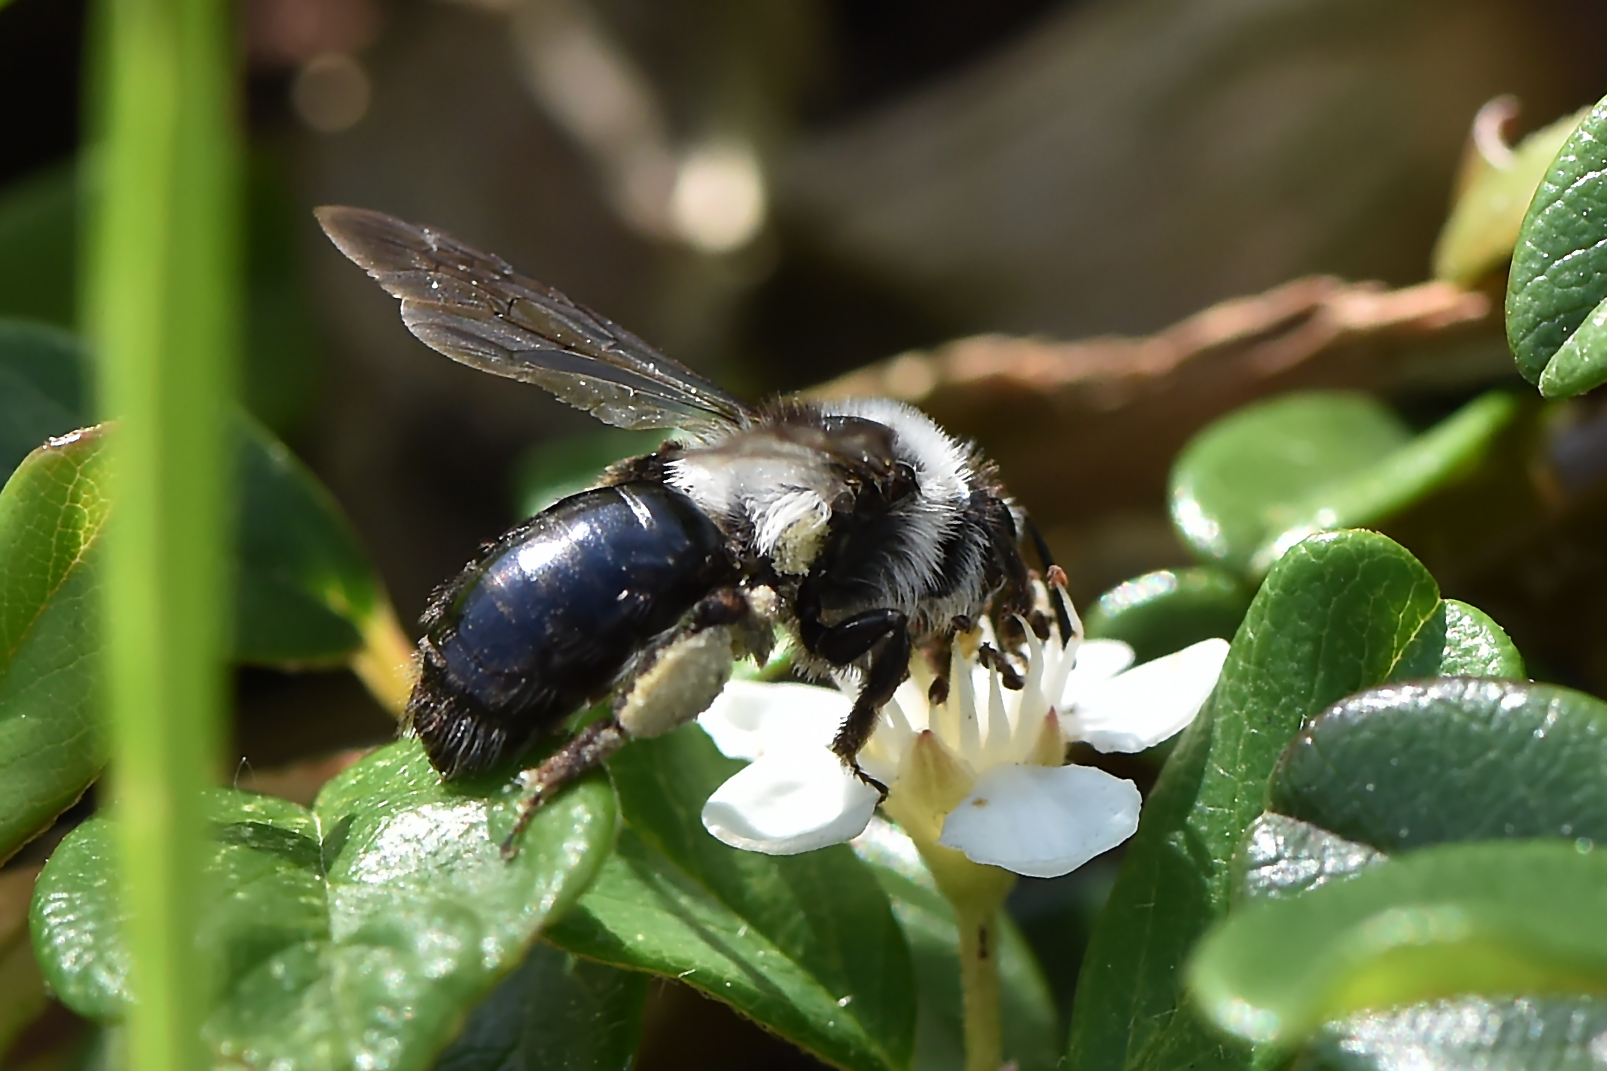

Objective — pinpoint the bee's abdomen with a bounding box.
[408,481,731,778]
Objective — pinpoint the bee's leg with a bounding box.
[923,616,976,707]
[501,585,760,860]
[500,719,627,859]
[830,622,910,795]
[802,607,910,793]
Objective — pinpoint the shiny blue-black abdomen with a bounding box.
[407,480,732,778]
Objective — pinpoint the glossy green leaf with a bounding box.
[30,739,616,1071]
[432,941,647,1071]
[852,819,1059,1071]
[1271,678,1607,854]
[547,725,916,1071]
[1189,840,1607,1045]
[1233,814,1382,904]
[0,320,85,479]
[1084,567,1251,664]
[233,415,384,665]
[1537,294,1607,398]
[1432,599,1524,677]
[1508,94,1607,396]
[1171,393,1517,578]
[1231,612,1520,900]
[1066,530,1447,1071]
[1433,106,1589,286]
[1171,394,1408,574]
[511,430,663,519]
[1247,393,1518,575]
[1301,994,1607,1071]
[0,427,110,863]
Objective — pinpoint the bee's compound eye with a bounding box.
[890,462,918,502]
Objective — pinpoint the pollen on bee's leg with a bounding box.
[500,719,627,860]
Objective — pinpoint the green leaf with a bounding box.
[547,725,916,1071]
[1537,294,1607,398]
[1171,394,1407,574]
[1251,393,1518,575]
[1231,614,1522,901]
[1508,94,1607,396]
[1066,530,1445,1071]
[233,415,385,665]
[1170,393,1516,578]
[0,427,110,863]
[1188,840,1607,1045]
[1301,994,1607,1071]
[1084,567,1251,664]
[1433,106,1589,286]
[1233,814,1382,904]
[30,739,616,1071]
[852,819,1059,1071]
[0,320,86,480]
[1271,678,1607,854]
[432,941,647,1071]
[1432,599,1523,677]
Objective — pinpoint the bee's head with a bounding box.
[810,413,917,515]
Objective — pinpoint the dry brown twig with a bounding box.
[815,276,1497,526]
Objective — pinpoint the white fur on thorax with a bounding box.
[666,436,837,575]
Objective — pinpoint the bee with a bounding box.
[317,207,1069,853]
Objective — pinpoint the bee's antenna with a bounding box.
[1026,518,1077,647]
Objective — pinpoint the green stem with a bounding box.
[957,901,1003,1071]
[88,0,238,1065]
[351,598,418,719]
[904,834,1014,1071]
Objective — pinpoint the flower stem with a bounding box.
[957,901,1002,1071]
[902,835,1014,1071]
[351,597,418,718]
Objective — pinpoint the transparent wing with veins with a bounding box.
[316,206,756,437]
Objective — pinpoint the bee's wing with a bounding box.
[316,206,756,435]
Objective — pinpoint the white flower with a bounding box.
[698,619,1229,879]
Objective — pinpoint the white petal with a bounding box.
[1058,639,1136,707]
[937,764,1141,878]
[701,749,880,855]
[697,681,852,760]
[1062,638,1229,753]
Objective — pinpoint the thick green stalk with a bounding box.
[883,733,1016,1071]
[87,0,239,1066]
[957,903,1003,1071]
[919,842,1011,1071]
